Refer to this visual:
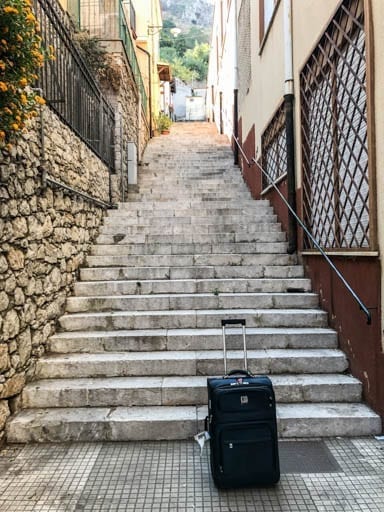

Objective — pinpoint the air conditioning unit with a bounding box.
[127,141,137,185]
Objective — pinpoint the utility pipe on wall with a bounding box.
[233,0,239,165]
[283,0,297,254]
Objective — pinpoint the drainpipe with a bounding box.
[219,92,223,134]
[137,45,153,137]
[284,0,297,254]
[233,0,239,165]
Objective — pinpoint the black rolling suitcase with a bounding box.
[207,319,280,488]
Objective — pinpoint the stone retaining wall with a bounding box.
[0,108,109,443]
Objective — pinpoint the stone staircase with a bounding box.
[6,123,381,442]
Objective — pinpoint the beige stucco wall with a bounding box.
[370,0,384,342]
[240,2,285,149]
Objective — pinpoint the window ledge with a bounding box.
[302,250,379,257]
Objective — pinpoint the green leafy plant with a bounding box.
[0,0,51,147]
[74,31,121,92]
[156,112,172,132]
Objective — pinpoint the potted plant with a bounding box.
[156,113,172,134]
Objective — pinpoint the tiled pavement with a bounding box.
[0,438,383,511]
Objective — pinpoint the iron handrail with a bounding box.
[232,135,372,325]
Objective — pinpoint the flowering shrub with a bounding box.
[0,0,51,147]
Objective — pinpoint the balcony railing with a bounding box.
[34,0,115,171]
[71,0,147,112]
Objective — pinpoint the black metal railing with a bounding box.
[34,0,115,171]
[233,135,371,325]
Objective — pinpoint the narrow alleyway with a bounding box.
[6,122,380,442]
[1,122,383,511]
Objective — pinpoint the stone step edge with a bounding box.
[20,374,363,407]
[6,403,382,442]
[48,327,338,352]
[49,326,337,340]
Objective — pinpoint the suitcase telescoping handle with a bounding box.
[221,319,247,376]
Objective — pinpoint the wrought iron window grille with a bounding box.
[261,101,287,191]
[300,0,371,251]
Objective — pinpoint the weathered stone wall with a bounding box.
[101,42,150,202]
[0,108,109,443]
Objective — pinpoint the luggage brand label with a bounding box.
[240,395,248,405]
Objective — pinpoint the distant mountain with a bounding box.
[160,0,214,30]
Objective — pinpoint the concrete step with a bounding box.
[85,253,297,268]
[96,232,286,245]
[99,221,279,236]
[66,292,319,313]
[6,403,381,442]
[59,308,328,332]
[20,374,363,408]
[35,349,348,379]
[49,327,338,353]
[103,214,275,227]
[91,242,288,256]
[100,223,282,237]
[79,265,305,281]
[121,200,269,210]
[111,207,275,218]
[73,278,312,296]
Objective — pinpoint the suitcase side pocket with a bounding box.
[216,421,280,485]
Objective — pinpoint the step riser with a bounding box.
[86,254,297,268]
[99,220,279,235]
[91,242,288,256]
[36,356,347,379]
[22,381,362,408]
[96,232,285,244]
[59,310,328,332]
[103,215,274,226]
[111,208,271,217]
[7,407,381,443]
[80,266,305,281]
[66,294,319,313]
[49,332,338,353]
[73,278,312,296]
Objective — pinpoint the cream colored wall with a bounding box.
[240,1,285,153]
[370,0,384,343]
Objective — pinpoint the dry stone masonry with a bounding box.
[0,108,109,443]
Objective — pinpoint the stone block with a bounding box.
[2,310,20,340]
[7,248,24,270]
[0,400,10,431]
[0,345,10,372]
[0,373,25,399]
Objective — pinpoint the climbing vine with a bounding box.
[0,0,52,147]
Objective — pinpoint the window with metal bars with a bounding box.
[301,0,371,250]
[238,0,251,103]
[261,102,287,190]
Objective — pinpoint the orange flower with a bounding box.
[0,81,8,92]
[3,6,19,14]
[35,95,46,105]
[19,78,28,87]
